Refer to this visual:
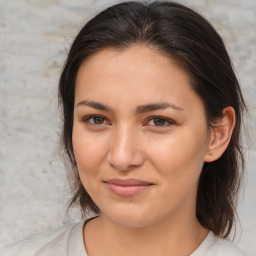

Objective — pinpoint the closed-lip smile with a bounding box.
[104,179,153,197]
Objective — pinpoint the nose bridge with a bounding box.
[107,123,144,170]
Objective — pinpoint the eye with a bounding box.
[146,116,175,127]
[82,115,109,126]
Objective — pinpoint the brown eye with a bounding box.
[153,118,166,126]
[82,115,108,126]
[93,116,105,124]
[147,116,175,127]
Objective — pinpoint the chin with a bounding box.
[103,207,154,228]
[114,217,149,228]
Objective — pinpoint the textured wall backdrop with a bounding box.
[0,0,255,255]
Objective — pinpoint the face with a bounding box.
[72,45,211,228]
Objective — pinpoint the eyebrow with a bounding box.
[76,100,113,112]
[76,100,184,113]
[135,103,184,114]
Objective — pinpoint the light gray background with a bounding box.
[0,0,255,255]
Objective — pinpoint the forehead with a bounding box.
[76,45,190,89]
[82,45,174,66]
[74,45,202,111]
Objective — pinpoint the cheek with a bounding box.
[72,127,106,178]
[72,135,108,203]
[147,135,206,210]
[146,129,207,183]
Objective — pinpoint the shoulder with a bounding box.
[209,236,246,256]
[193,231,246,256]
[0,220,86,256]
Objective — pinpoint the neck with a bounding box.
[84,212,209,256]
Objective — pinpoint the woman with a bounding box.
[2,1,246,255]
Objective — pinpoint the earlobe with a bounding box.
[204,106,236,162]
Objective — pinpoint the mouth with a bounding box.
[104,179,153,197]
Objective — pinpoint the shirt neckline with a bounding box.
[68,218,216,256]
[190,231,216,255]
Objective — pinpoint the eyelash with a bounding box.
[81,115,109,126]
[147,116,175,127]
[81,115,175,127]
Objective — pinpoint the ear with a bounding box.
[204,106,236,162]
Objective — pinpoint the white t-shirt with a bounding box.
[1,219,245,256]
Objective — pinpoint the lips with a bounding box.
[104,179,153,197]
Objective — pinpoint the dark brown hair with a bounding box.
[58,1,246,238]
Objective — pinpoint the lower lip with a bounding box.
[106,183,152,197]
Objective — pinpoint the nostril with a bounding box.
[106,130,145,171]
[106,147,145,171]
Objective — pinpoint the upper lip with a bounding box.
[104,179,153,186]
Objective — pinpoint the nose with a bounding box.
[106,126,145,171]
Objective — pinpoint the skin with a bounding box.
[72,45,235,256]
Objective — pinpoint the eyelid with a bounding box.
[81,114,110,126]
[145,116,176,127]
[80,114,175,127]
